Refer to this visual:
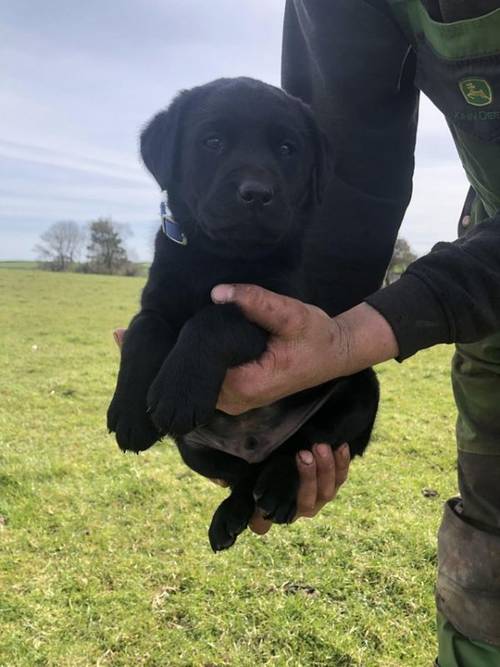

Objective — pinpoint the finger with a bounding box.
[313,443,337,504]
[113,328,126,349]
[295,450,318,518]
[211,283,307,337]
[249,510,272,535]
[333,443,351,490]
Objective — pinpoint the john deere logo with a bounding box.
[459,79,493,107]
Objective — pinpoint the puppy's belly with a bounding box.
[182,383,339,464]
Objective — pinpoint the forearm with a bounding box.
[366,215,500,360]
[329,302,399,378]
[282,0,418,312]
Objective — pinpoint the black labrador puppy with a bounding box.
[107,77,379,551]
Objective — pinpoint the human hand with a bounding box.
[249,443,351,535]
[211,283,398,415]
[211,284,347,415]
[112,328,126,349]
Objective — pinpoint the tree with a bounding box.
[385,237,418,285]
[86,218,129,274]
[34,220,84,271]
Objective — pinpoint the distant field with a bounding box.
[0,268,458,666]
[0,261,39,270]
[0,261,150,276]
[134,262,151,276]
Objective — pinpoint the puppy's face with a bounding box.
[141,78,329,254]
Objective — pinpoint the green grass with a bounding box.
[0,269,458,666]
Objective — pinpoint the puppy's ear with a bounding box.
[140,89,195,191]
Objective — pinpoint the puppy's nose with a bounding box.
[237,180,274,206]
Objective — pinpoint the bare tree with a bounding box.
[385,237,418,285]
[34,221,85,271]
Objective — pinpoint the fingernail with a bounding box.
[340,443,350,460]
[316,444,330,458]
[212,478,228,488]
[299,450,314,465]
[211,284,234,304]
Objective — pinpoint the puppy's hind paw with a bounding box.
[253,456,299,524]
[208,493,255,552]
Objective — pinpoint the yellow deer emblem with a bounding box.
[459,78,493,107]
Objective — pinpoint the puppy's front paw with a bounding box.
[146,360,217,436]
[208,492,255,552]
[107,394,160,453]
[253,456,299,524]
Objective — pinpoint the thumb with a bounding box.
[211,283,306,336]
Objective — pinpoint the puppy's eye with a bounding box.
[279,141,296,157]
[204,136,223,152]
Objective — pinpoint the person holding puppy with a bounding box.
[211,2,500,666]
[115,1,500,663]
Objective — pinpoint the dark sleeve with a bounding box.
[365,215,500,360]
[282,0,419,314]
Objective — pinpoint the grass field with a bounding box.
[0,268,458,666]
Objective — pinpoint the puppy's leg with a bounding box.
[176,438,257,551]
[300,370,380,458]
[208,470,260,552]
[147,303,267,436]
[251,371,379,524]
[176,437,250,487]
[253,449,300,525]
[107,312,177,452]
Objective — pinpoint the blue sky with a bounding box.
[1,0,468,261]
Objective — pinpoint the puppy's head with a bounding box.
[141,77,329,254]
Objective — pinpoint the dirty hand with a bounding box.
[211,283,398,416]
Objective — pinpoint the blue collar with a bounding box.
[160,191,188,246]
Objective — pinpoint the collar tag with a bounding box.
[160,191,187,246]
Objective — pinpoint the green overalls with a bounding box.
[387,4,500,665]
[282,2,500,665]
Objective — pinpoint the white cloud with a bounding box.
[0,139,146,184]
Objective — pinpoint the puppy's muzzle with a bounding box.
[237,180,274,208]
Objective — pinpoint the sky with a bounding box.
[1,0,469,261]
